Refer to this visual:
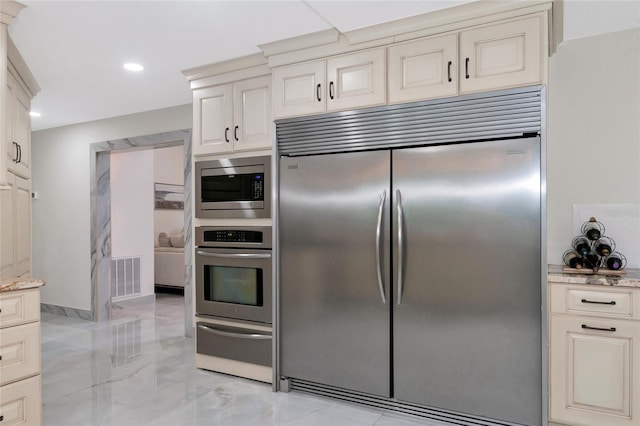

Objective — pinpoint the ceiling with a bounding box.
[7,0,473,131]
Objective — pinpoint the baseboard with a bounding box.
[40,303,93,320]
[111,294,156,306]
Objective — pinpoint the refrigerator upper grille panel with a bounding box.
[276,86,542,156]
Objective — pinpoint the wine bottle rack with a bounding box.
[562,217,627,275]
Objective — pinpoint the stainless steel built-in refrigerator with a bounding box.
[278,88,543,426]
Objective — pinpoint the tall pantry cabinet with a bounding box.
[0,1,40,280]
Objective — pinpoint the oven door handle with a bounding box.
[198,324,271,340]
[196,251,271,259]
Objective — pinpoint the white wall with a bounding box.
[111,149,155,298]
[31,105,191,311]
[153,145,184,242]
[547,27,640,267]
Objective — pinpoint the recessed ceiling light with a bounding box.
[123,63,144,72]
[29,111,41,117]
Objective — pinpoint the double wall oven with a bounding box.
[194,225,272,382]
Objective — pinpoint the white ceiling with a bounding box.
[7,1,640,132]
[8,0,473,131]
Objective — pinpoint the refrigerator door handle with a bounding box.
[375,190,387,304]
[396,189,404,306]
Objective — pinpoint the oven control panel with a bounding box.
[195,226,272,249]
[203,230,263,243]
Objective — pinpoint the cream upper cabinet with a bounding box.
[273,48,386,119]
[549,283,640,426]
[459,15,542,94]
[5,69,31,179]
[232,75,272,152]
[194,84,233,155]
[272,61,325,118]
[388,34,458,104]
[193,75,271,156]
[326,48,386,112]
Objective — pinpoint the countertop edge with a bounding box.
[0,278,46,293]
[548,264,640,288]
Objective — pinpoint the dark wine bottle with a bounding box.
[595,237,614,256]
[584,251,601,269]
[581,217,603,241]
[572,236,591,256]
[562,250,584,269]
[605,252,626,270]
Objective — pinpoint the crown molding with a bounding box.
[259,28,340,57]
[0,1,25,26]
[8,35,40,97]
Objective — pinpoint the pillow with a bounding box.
[158,232,171,247]
[170,232,185,248]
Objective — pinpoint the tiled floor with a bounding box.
[41,293,442,426]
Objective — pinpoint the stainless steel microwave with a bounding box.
[195,156,271,219]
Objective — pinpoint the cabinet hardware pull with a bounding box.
[234,126,239,141]
[465,58,470,79]
[581,298,616,305]
[581,324,616,332]
[329,81,334,100]
[316,84,321,102]
[224,127,229,143]
[12,142,18,162]
[447,61,452,82]
[17,144,21,164]
[1,414,4,421]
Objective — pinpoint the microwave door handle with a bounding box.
[196,251,271,259]
[198,324,271,340]
[200,165,265,177]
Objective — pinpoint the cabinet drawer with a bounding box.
[0,375,42,426]
[0,289,40,329]
[0,322,41,385]
[550,284,635,318]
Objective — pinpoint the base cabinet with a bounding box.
[0,288,42,426]
[549,284,640,426]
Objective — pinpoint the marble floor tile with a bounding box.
[41,293,440,426]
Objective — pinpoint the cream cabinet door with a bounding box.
[272,61,325,119]
[459,15,542,94]
[550,315,640,426]
[13,173,30,277]
[233,76,272,152]
[0,173,15,279]
[6,71,30,179]
[388,34,458,104]
[193,84,234,156]
[327,48,386,112]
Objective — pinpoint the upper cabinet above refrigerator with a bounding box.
[272,48,386,119]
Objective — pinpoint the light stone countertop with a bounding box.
[0,277,46,292]
[548,264,640,288]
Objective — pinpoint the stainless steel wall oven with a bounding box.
[195,226,272,324]
[195,225,273,381]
